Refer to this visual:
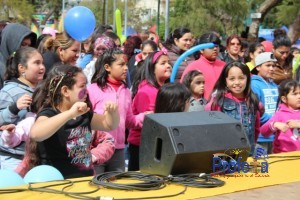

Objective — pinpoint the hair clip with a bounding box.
[152,47,168,64]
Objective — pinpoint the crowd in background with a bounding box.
[0,20,300,178]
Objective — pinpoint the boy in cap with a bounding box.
[251,52,278,125]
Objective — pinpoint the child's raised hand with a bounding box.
[0,124,16,132]
[69,102,90,118]
[16,94,32,110]
[287,120,300,129]
[273,122,290,133]
[104,101,118,113]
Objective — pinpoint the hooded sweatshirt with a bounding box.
[0,23,37,88]
[251,75,278,125]
[260,103,300,153]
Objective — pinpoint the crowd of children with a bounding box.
[0,22,300,178]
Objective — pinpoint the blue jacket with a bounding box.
[251,75,278,125]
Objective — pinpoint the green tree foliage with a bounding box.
[167,0,249,39]
[275,0,300,25]
[0,0,35,26]
[81,0,145,32]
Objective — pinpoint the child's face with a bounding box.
[105,54,128,81]
[250,46,264,61]
[282,86,300,110]
[154,55,172,85]
[22,51,45,86]
[256,61,276,80]
[69,72,88,103]
[141,44,155,60]
[190,74,205,99]
[226,66,247,98]
[94,44,107,57]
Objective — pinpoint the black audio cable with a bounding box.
[91,171,166,191]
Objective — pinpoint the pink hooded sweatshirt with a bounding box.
[88,83,145,149]
[260,103,300,153]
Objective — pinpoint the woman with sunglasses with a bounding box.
[219,34,244,64]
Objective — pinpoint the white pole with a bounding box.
[124,0,128,37]
[164,0,169,40]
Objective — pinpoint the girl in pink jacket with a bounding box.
[260,79,300,153]
[128,48,172,171]
[88,48,146,174]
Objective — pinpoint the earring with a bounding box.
[22,72,26,78]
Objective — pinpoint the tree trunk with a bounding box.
[248,0,282,39]
[288,11,300,44]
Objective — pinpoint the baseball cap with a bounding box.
[255,52,277,67]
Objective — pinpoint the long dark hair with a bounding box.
[91,48,126,89]
[155,83,191,113]
[272,29,291,49]
[209,61,259,113]
[163,27,191,50]
[131,51,169,99]
[243,41,264,63]
[5,47,39,80]
[277,79,300,108]
[36,64,90,111]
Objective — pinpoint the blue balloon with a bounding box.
[64,6,96,42]
[0,169,25,188]
[170,43,215,83]
[24,165,64,183]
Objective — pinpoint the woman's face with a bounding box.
[59,41,81,65]
[174,32,193,51]
[227,38,241,56]
[273,46,290,62]
[201,45,220,61]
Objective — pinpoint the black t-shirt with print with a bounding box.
[37,107,94,179]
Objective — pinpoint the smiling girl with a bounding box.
[0,47,45,170]
[205,62,261,154]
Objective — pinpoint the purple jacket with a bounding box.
[88,83,144,149]
[260,103,300,153]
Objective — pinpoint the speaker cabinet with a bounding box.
[139,111,250,176]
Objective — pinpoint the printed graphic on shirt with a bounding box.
[66,126,92,167]
[292,128,300,141]
[262,88,278,115]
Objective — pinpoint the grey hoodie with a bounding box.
[0,23,37,89]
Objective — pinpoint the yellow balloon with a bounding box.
[115,9,122,39]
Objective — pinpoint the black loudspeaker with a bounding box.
[139,111,250,176]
